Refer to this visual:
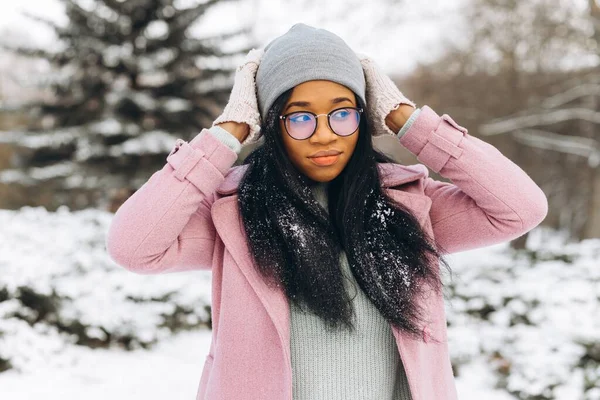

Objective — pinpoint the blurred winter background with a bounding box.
[0,0,599,399]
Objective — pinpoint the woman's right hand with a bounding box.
[212,48,264,145]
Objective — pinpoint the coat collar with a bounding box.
[216,162,427,195]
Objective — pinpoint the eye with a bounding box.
[288,112,313,124]
[331,109,351,120]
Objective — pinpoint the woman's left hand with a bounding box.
[356,52,417,136]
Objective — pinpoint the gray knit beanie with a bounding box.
[256,23,366,120]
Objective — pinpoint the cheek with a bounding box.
[349,132,360,151]
[280,124,304,163]
[342,131,360,159]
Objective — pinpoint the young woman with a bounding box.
[106,23,548,400]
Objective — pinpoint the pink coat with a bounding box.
[106,105,548,400]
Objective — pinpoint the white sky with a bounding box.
[0,0,468,76]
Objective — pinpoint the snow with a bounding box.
[0,129,77,149]
[107,130,176,156]
[139,48,178,71]
[102,43,135,68]
[374,199,395,227]
[163,98,193,113]
[0,206,212,374]
[0,206,598,399]
[144,20,169,41]
[88,118,123,136]
[0,161,77,185]
[443,228,600,399]
[0,329,212,400]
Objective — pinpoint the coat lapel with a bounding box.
[210,195,293,365]
[210,162,428,366]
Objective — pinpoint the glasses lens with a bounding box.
[330,108,360,136]
[286,112,316,140]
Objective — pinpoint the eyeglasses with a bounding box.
[279,107,363,140]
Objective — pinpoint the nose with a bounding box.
[310,114,336,143]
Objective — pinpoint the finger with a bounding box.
[244,48,264,63]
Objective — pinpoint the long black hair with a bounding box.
[237,88,451,342]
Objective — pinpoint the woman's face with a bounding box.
[279,80,360,182]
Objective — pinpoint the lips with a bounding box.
[308,150,342,166]
[308,150,342,158]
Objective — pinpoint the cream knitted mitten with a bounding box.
[212,48,264,145]
[356,52,416,137]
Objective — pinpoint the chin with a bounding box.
[304,167,342,182]
[310,176,335,183]
[292,158,345,183]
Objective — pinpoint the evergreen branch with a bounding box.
[57,0,128,45]
[0,43,62,62]
[19,11,116,50]
[177,26,253,57]
[171,0,222,32]
[102,0,129,14]
[176,37,223,57]
[58,0,101,24]
[20,11,66,36]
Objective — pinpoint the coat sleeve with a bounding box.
[105,129,238,274]
[398,105,548,254]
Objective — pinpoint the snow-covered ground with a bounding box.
[0,206,599,399]
[0,328,514,400]
[0,329,212,400]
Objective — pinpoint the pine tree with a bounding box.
[0,0,253,211]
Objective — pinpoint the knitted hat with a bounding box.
[256,23,366,120]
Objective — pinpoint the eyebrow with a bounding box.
[285,97,354,112]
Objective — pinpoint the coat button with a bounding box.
[169,139,185,156]
[422,326,431,343]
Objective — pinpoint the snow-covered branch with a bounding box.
[479,108,600,136]
[510,129,599,156]
[541,83,600,109]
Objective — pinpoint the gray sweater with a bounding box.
[287,181,412,400]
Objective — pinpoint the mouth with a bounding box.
[309,149,342,158]
[308,153,341,166]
